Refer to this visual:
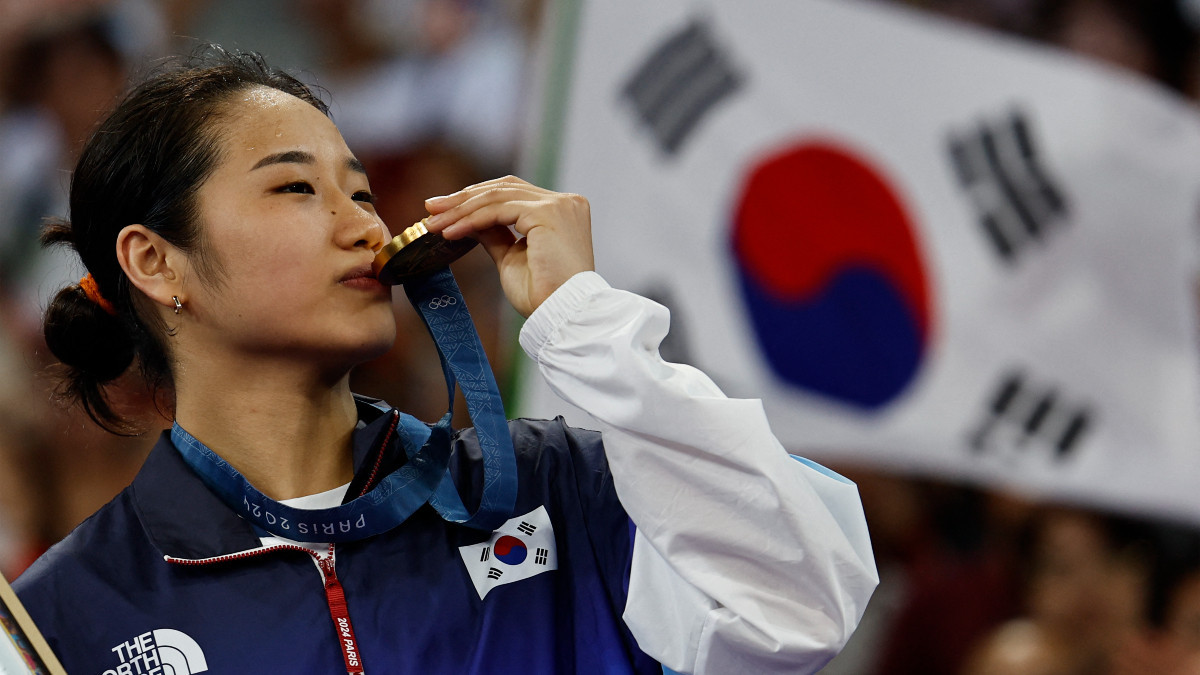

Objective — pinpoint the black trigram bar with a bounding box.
[622,18,743,155]
[948,109,1069,263]
[1054,410,1091,459]
[487,567,503,580]
[480,547,491,562]
[517,522,536,536]
[535,548,549,565]
[969,370,1093,458]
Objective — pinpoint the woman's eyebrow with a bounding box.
[251,150,367,175]
[252,150,314,170]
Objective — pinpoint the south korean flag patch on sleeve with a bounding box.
[459,505,558,600]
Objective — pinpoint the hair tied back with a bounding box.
[79,274,117,316]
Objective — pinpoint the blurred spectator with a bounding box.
[844,477,1028,675]
[893,0,1200,97]
[178,0,322,75]
[1128,566,1200,674]
[0,5,168,579]
[299,0,529,174]
[1035,0,1198,93]
[1166,569,1200,659]
[963,508,1159,675]
[963,619,1078,675]
[0,13,127,332]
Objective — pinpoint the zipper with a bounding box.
[358,411,399,498]
[315,545,365,674]
[162,410,397,672]
[166,544,366,674]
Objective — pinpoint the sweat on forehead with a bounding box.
[214,85,325,126]
[241,84,294,105]
[208,86,338,162]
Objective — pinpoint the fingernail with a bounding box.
[425,194,450,205]
[425,213,446,229]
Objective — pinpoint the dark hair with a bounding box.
[42,46,329,434]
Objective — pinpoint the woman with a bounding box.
[14,48,876,674]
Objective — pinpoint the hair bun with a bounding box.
[44,284,135,383]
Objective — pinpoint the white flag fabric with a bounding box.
[517,0,1200,523]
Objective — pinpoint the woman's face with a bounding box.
[183,86,395,371]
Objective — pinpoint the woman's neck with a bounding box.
[172,353,360,501]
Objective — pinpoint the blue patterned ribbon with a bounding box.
[172,268,517,542]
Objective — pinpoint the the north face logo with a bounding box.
[102,629,208,675]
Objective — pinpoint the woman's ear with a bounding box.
[115,224,185,312]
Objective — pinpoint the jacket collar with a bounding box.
[131,396,399,561]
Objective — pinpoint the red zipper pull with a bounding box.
[318,549,365,674]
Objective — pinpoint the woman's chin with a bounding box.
[354,325,400,364]
[321,317,398,370]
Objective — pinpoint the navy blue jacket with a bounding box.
[15,399,662,674]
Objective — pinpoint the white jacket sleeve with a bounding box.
[519,272,879,675]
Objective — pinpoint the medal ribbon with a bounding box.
[172,268,518,542]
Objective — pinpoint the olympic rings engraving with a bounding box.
[428,295,458,310]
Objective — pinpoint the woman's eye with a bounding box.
[278,181,315,195]
[353,190,377,205]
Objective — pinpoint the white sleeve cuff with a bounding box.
[518,271,611,361]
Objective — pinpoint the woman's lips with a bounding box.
[341,275,387,291]
[340,265,389,293]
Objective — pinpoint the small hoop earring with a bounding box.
[173,296,183,315]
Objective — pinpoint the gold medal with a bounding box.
[372,217,479,286]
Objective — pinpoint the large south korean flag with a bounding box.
[517,0,1200,523]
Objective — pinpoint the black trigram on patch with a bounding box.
[969,370,1093,459]
[480,547,491,562]
[487,567,503,580]
[622,18,743,155]
[534,548,549,565]
[948,109,1069,263]
[517,521,536,536]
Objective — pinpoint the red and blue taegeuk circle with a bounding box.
[493,536,528,565]
[730,140,934,410]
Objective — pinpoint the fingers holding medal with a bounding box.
[423,176,596,318]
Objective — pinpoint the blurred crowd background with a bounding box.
[2,1,1200,674]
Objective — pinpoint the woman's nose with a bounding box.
[362,215,388,253]
[334,201,388,253]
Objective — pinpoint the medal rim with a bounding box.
[373,218,478,286]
